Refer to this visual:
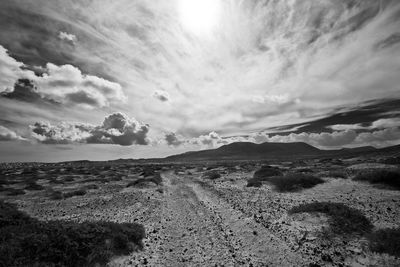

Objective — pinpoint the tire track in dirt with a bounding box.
[187,175,306,266]
[113,172,306,266]
[149,171,238,266]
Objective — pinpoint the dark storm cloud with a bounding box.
[31,112,150,146]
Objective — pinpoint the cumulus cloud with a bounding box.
[35,63,126,108]
[58,31,77,44]
[0,45,126,108]
[251,94,291,104]
[0,126,25,141]
[31,112,149,146]
[189,131,228,147]
[0,45,35,92]
[153,90,170,102]
[164,132,184,147]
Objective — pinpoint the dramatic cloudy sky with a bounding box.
[0,0,400,162]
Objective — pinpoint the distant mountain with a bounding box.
[166,141,383,161]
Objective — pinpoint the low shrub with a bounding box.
[49,190,63,200]
[140,168,155,177]
[353,169,400,189]
[297,168,314,173]
[246,178,264,188]
[327,170,347,179]
[0,200,145,266]
[63,176,75,182]
[382,157,400,165]
[151,172,163,185]
[6,188,25,196]
[266,173,324,192]
[48,178,64,184]
[253,165,283,179]
[202,170,221,180]
[247,166,283,188]
[85,184,99,190]
[63,189,87,198]
[126,173,162,187]
[288,202,373,235]
[24,182,44,191]
[367,227,400,257]
[78,178,109,184]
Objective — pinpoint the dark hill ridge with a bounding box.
[166,141,379,161]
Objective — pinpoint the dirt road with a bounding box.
[113,172,306,266]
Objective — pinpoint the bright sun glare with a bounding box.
[179,0,221,34]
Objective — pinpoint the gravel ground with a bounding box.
[2,166,399,266]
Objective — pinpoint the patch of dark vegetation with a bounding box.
[247,172,324,191]
[48,178,64,184]
[24,181,44,191]
[367,228,400,257]
[0,200,145,266]
[78,178,110,184]
[353,169,400,190]
[246,178,264,188]
[297,168,314,173]
[5,188,25,196]
[140,167,156,177]
[63,176,75,182]
[381,156,400,165]
[247,165,283,187]
[253,165,283,179]
[49,190,63,200]
[63,189,87,198]
[269,173,324,192]
[327,170,348,179]
[156,188,164,194]
[126,173,162,187]
[289,202,373,235]
[48,188,87,200]
[202,170,221,180]
[109,176,123,181]
[84,184,99,190]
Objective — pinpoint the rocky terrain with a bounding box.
[0,155,399,266]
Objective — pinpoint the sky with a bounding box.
[0,0,400,162]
